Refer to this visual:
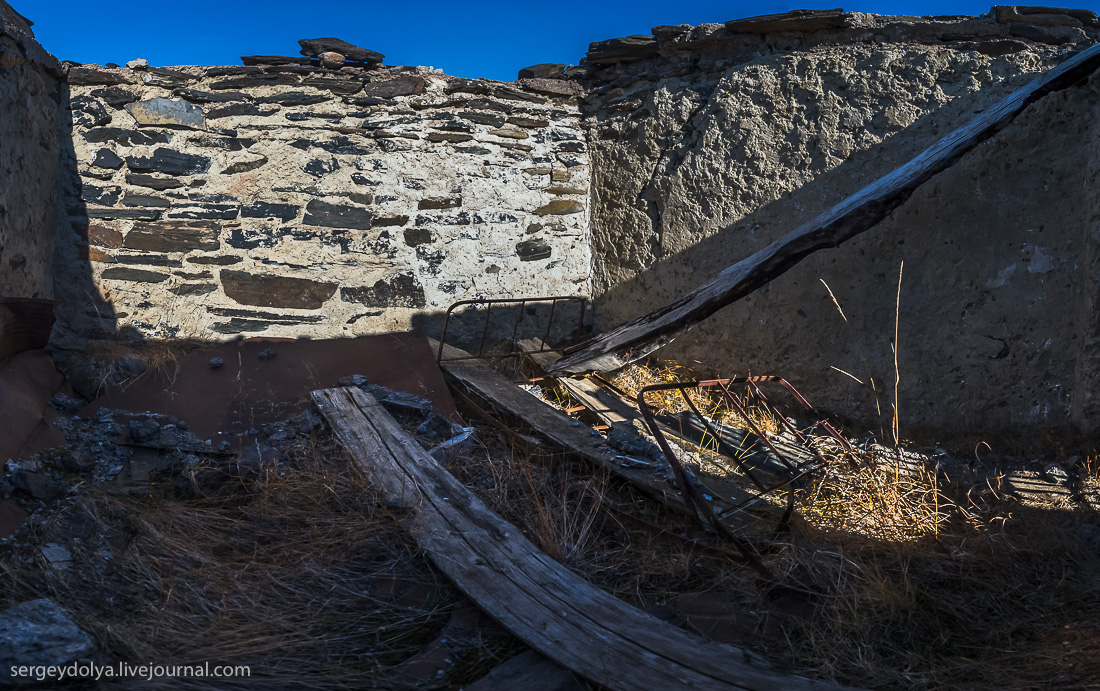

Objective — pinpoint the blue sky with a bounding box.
[27,1,1100,81]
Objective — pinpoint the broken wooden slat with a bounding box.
[313,386,849,691]
[548,43,1100,374]
[440,358,687,508]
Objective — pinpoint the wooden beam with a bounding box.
[312,386,852,691]
[548,43,1100,374]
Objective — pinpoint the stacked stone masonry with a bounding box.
[53,60,591,344]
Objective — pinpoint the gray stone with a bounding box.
[362,76,425,99]
[127,148,211,176]
[518,63,566,79]
[11,471,64,501]
[340,272,426,308]
[84,127,170,146]
[297,37,384,64]
[302,199,372,229]
[516,239,552,261]
[68,66,130,86]
[0,599,96,682]
[255,91,331,106]
[100,267,170,283]
[209,357,224,369]
[84,208,163,221]
[174,88,249,103]
[205,102,272,119]
[91,148,124,169]
[129,418,160,442]
[223,155,268,175]
[125,174,184,190]
[123,220,220,252]
[303,158,339,177]
[319,51,345,69]
[221,270,338,309]
[125,98,205,128]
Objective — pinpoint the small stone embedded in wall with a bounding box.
[85,127,171,146]
[91,86,138,108]
[418,196,462,210]
[123,220,221,252]
[122,194,170,208]
[255,91,332,106]
[373,215,409,227]
[361,76,425,99]
[516,239,552,261]
[403,228,432,247]
[169,204,239,220]
[81,183,121,206]
[489,128,529,139]
[221,270,338,310]
[91,149,123,169]
[100,267,170,283]
[127,148,211,176]
[125,98,205,128]
[302,199,372,229]
[175,88,249,104]
[534,200,584,215]
[68,66,131,86]
[508,116,549,128]
[71,97,112,127]
[205,102,272,119]
[460,111,506,127]
[303,158,339,177]
[340,272,426,308]
[241,201,299,221]
[223,155,268,175]
[427,132,473,143]
[126,174,184,190]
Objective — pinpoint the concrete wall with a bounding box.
[580,10,1100,440]
[0,2,62,298]
[51,62,591,348]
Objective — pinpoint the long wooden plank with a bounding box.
[313,387,851,691]
[548,43,1100,374]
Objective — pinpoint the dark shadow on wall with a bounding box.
[581,68,1098,452]
[48,81,127,397]
[410,299,594,359]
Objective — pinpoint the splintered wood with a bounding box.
[312,386,849,691]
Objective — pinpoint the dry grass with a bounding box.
[0,429,516,689]
[608,359,782,435]
[4,351,1098,690]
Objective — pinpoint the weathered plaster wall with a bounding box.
[52,61,590,348]
[0,2,62,298]
[580,9,1100,438]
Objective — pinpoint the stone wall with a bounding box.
[0,2,62,298]
[52,60,591,348]
[579,9,1100,439]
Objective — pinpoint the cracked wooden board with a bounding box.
[313,386,852,691]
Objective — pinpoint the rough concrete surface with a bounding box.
[581,12,1100,439]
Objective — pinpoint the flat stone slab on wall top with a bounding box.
[724,9,851,33]
[298,37,384,64]
[221,270,338,309]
